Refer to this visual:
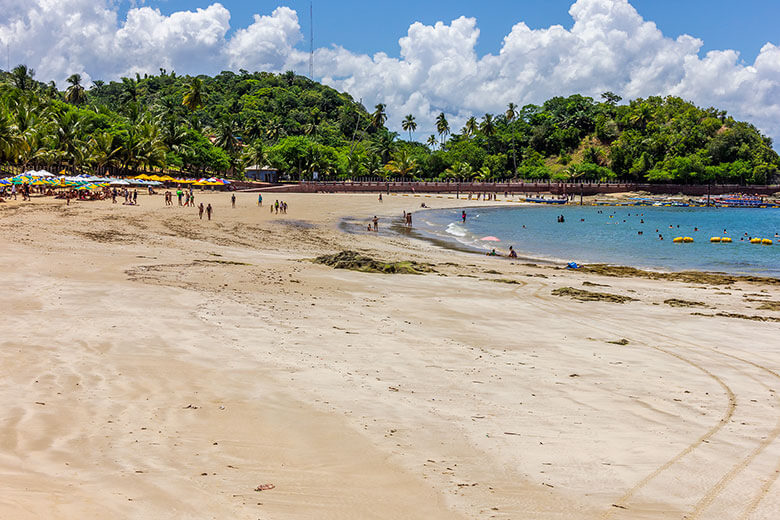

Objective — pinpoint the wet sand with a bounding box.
[1,191,779,519]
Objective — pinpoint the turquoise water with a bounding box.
[417,205,780,276]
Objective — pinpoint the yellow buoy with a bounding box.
[762,239,773,245]
[673,237,684,243]
[683,237,694,243]
[710,237,721,243]
[750,238,762,244]
[721,237,732,243]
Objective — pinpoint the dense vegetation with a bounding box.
[1,65,778,184]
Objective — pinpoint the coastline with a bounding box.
[2,192,780,519]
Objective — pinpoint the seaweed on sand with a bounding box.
[579,264,780,286]
[552,287,638,304]
[664,299,708,308]
[314,250,434,274]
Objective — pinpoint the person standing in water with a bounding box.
[462,210,467,223]
[231,193,236,208]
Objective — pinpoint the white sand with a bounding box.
[1,191,779,519]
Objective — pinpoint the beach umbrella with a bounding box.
[481,236,501,242]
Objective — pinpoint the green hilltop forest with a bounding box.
[1,65,778,184]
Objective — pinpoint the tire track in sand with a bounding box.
[599,345,737,519]
[686,348,780,520]
[611,327,780,520]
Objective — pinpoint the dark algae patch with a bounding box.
[552,287,638,304]
[691,312,780,323]
[314,250,434,274]
[580,264,780,286]
[664,299,708,308]
[756,301,780,311]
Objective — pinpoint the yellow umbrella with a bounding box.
[134,174,150,180]
[147,175,163,181]
[160,175,176,182]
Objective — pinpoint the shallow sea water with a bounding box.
[417,205,780,277]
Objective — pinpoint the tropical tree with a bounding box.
[463,116,478,137]
[370,130,397,163]
[87,132,122,174]
[243,140,267,167]
[182,77,204,112]
[426,134,437,150]
[11,65,35,91]
[401,114,417,141]
[65,74,87,106]
[370,103,387,130]
[435,112,450,148]
[480,114,496,138]
[214,119,239,154]
[384,149,417,181]
[505,103,518,173]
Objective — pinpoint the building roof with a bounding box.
[245,165,277,171]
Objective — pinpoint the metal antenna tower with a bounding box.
[308,1,314,79]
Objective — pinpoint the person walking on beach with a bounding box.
[177,189,183,206]
[231,193,236,208]
[378,193,383,202]
[198,202,204,219]
[258,193,263,206]
[133,189,138,204]
[206,203,212,220]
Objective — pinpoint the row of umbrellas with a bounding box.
[133,174,231,186]
[0,170,232,189]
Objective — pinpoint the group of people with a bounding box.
[112,187,138,205]
[487,245,517,258]
[164,188,196,207]
[271,200,288,214]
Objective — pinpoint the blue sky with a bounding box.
[135,0,779,63]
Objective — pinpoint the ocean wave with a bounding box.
[446,222,468,237]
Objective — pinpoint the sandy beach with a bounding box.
[1,191,780,519]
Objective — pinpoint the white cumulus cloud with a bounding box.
[0,0,778,147]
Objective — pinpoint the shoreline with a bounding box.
[343,201,780,281]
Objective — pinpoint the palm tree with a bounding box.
[215,119,239,154]
[182,77,204,112]
[384,150,417,181]
[444,161,474,182]
[266,118,284,141]
[401,114,417,141]
[65,74,87,106]
[370,130,397,164]
[363,154,383,178]
[243,141,266,167]
[11,65,35,91]
[0,111,19,163]
[479,113,496,138]
[87,132,122,174]
[119,76,138,105]
[463,116,478,137]
[426,134,437,150]
[506,103,518,174]
[371,103,387,130]
[435,112,449,148]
